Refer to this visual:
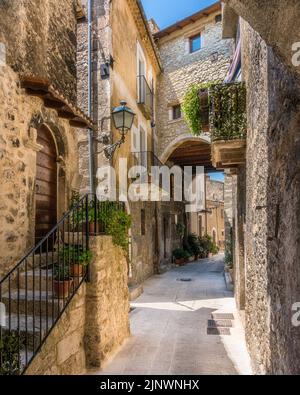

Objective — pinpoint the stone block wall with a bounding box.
[0,0,78,103]
[156,18,233,159]
[26,236,130,374]
[242,20,300,374]
[0,65,79,277]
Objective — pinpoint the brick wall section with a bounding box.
[156,19,233,158]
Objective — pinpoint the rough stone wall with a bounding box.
[26,236,130,374]
[85,236,130,368]
[129,202,156,286]
[242,20,300,374]
[0,65,79,277]
[26,284,87,375]
[77,0,112,192]
[206,177,224,202]
[232,166,246,311]
[0,0,78,103]
[156,17,233,158]
[224,172,233,244]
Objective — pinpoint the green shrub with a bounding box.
[173,249,186,260]
[187,234,202,256]
[59,247,92,267]
[107,210,132,253]
[0,334,22,375]
[182,81,220,135]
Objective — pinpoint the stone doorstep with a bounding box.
[129,284,144,301]
[208,319,233,328]
[207,327,231,336]
[211,313,235,320]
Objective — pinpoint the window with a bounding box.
[141,209,146,236]
[172,104,182,120]
[215,14,222,23]
[189,33,201,53]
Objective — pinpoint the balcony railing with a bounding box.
[209,82,247,142]
[137,75,153,120]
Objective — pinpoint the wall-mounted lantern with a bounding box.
[104,101,135,160]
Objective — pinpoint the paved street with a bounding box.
[92,255,252,375]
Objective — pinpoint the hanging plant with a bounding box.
[182,81,220,136]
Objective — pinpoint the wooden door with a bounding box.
[35,126,57,245]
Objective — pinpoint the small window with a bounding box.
[215,14,222,23]
[172,105,182,120]
[189,33,201,53]
[141,209,146,236]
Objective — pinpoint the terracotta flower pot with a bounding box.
[88,221,105,235]
[70,263,84,278]
[54,279,73,299]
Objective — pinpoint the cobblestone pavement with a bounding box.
[91,255,252,375]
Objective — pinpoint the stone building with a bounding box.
[77,0,166,287]
[0,0,88,277]
[192,176,225,250]
[0,0,129,375]
[154,2,233,163]
[152,2,232,260]
[218,1,300,374]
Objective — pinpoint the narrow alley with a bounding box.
[93,256,252,375]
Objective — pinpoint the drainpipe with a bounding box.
[87,0,95,194]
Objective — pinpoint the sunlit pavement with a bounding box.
[91,255,252,375]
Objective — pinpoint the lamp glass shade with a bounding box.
[112,101,135,133]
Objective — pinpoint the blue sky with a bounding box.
[141,0,218,29]
[209,172,225,182]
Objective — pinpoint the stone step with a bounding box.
[25,252,58,269]
[2,289,67,317]
[63,232,87,246]
[3,314,49,351]
[19,269,54,292]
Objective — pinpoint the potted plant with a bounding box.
[59,247,92,278]
[173,249,186,266]
[71,249,92,278]
[53,265,73,299]
[183,250,191,264]
[187,234,202,260]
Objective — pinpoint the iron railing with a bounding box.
[0,194,125,375]
[209,82,247,141]
[137,75,153,119]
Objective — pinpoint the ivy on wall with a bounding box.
[182,82,217,136]
[182,81,247,140]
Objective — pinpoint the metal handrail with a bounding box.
[0,194,125,375]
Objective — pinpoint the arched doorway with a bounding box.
[35,125,58,245]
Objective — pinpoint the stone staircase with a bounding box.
[1,231,87,373]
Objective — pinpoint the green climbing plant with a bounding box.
[182,81,247,139]
[182,81,219,135]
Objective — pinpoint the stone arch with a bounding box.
[159,133,211,164]
[28,111,68,157]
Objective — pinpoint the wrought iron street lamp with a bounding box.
[104,101,135,159]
